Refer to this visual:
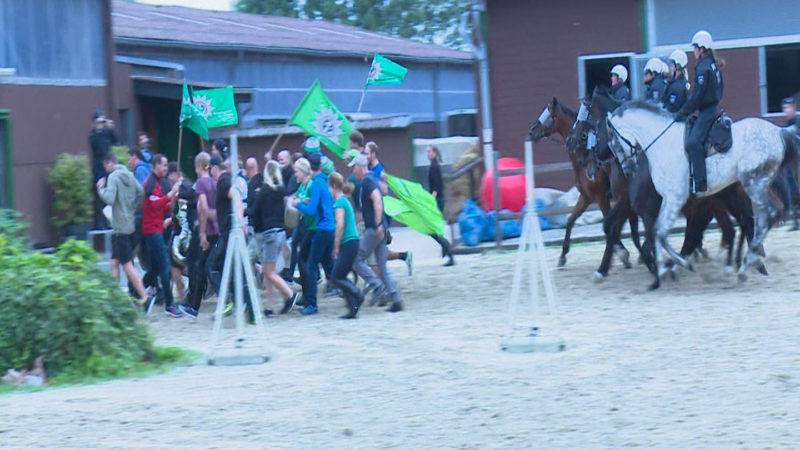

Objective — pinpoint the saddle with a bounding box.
[684,110,733,157]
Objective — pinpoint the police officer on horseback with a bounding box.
[609,64,631,105]
[663,50,689,113]
[675,30,724,194]
[643,58,668,104]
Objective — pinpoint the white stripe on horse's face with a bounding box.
[538,106,551,125]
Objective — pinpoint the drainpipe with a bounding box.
[101,0,115,120]
[461,0,493,176]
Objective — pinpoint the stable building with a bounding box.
[480,0,800,189]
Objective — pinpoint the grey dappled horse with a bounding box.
[606,101,800,280]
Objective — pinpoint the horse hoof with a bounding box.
[669,270,678,282]
[558,256,566,268]
[685,261,695,272]
[620,252,632,269]
[592,271,606,283]
[648,280,660,291]
[738,272,748,282]
[698,248,710,261]
[757,263,768,276]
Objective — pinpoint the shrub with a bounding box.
[0,209,29,250]
[47,153,92,229]
[111,145,129,168]
[0,236,155,379]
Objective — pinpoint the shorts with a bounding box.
[111,233,135,265]
[260,228,286,264]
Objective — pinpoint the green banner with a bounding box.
[192,85,239,128]
[366,53,408,86]
[289,80,353,158]
[179,82,208,139]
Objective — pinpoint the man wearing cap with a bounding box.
[211,139,228,160]
[293,152,335,315]
[349,153,403,312]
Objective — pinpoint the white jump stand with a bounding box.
[501,139,565,353]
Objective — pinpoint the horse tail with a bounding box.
[780,126,800,169]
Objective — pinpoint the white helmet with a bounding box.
[691,30,713,49]
[644,58,662,74]
[611,64,628,82]
[659,59,671,76]
[669,49,688,69]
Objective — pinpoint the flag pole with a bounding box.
[176,126,184,169]
[268,123,291,155]
[357,86,368,113]
[198,134,204,152]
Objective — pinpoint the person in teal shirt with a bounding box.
[328,172,364,319]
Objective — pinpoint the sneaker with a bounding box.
[444,257,455,267]
[325,286,342,298]
[178,303,198,320]
[223,301,234,317]
[280,292,298,314]
[263,308,274,317]
[300,304,318,315]
[405,251,413,276]
[164,305,183,318]
[368,285,387,307]
[143,295,155,316]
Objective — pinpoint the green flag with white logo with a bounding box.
[289,80,353,158]
[365,53,408,86]
[179,82,208,139]
[192,85,239,128]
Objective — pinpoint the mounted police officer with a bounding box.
[643,58,668,104]
[662,50,689,113]
[609,64,631,105]
[675,30,724,194]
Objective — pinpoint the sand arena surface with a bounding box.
[1,227,800,448]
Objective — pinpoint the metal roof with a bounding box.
[112,1,472,63]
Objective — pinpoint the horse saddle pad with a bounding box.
[684,111,733,157]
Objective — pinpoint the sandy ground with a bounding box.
[2,225,800,449]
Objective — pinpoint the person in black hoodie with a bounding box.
[88,109,118,228]
[249,160,297,315]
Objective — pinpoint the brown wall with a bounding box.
[0,84,107,244]
[710,47,760,119]
[234,126,415,182]
[485,0,642,189]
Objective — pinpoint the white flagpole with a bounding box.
[357,54,376,113]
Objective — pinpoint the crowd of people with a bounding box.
[92,123,455,321]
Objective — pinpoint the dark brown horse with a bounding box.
[529,98,640,268]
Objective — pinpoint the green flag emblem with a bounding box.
[179,82,208,139]
[192,86,239,128]
[366,53,408,86]
[289,80,353,158]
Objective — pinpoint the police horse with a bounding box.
[528,98,640,269]
[604,101,800,281]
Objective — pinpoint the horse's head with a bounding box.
[529,98,559,142]
[566,99,604,181]
[605,115,640,178]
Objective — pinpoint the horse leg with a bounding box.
[594,200,627,281]
[656,196,691,273]
[739,179,775,281]
[559,193,592,267]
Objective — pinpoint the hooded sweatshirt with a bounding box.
[98,164,143,234]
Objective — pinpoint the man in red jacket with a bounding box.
[142,153,181,317]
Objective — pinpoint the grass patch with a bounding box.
[0,346,202,395]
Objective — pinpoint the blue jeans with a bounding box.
[305,229,334,308]
[143,232,174,307]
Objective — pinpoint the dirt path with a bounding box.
[1,227,799,449]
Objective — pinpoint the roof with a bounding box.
[112,1,472,63]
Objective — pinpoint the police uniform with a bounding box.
[677,52,723,193]
[645,74,668,104]
[662,73,689,113]
[610,82,631,105]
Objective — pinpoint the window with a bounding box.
[765,44,800,114]
[577,53,635,100]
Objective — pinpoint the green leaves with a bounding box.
[0,234,154,380]
[47,153,92,229]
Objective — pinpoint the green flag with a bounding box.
[289,80,353,158]
[383,173,445,236]
[179,82,208,139]
[192,86,239,128]
[366,53,408,86]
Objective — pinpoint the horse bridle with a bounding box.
[605,116,677,176]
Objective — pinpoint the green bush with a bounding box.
[111,145,129,168]
[0,236,156,379]
[47,153,92,229]
[0,209,30,250]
